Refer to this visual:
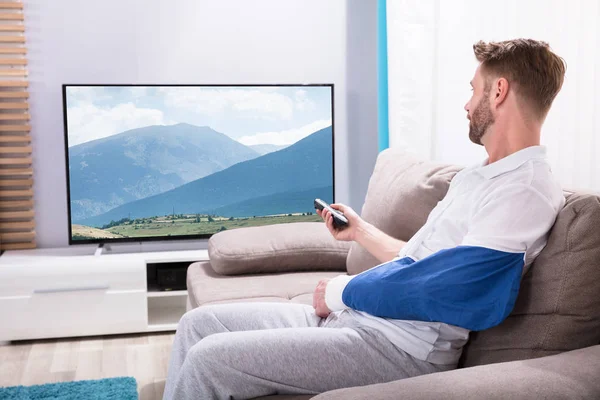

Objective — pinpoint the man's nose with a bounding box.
[464,102,469,112]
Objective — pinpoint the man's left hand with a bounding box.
[313,279,332,318]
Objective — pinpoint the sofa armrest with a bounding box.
[314,345,600,400]
[208,222,350,275]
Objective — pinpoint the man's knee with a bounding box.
[177,306,218,334]
[185,333,231,370]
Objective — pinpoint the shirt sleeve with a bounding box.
[324,274,353,312]
[325,184,560,330]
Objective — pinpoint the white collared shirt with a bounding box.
[326,145,565,365]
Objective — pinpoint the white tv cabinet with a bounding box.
[0,248,208,341]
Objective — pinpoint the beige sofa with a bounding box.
[186,149,600,399]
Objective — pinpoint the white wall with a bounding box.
[387,0,600,192]
[24,0,379,249]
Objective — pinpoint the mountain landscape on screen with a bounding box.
[69,123,261,222]
[65,85,334,241]
[77,124,332,227]
[249,144,288,155]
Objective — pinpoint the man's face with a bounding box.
[464,65,494,145]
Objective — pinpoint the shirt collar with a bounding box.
[476,145,547,180]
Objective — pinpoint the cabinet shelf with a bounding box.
[148,295,187,332]
[147,289,187,298]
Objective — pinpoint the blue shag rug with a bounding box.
[0,377,137,400]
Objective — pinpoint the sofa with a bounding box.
[186,148,600,399]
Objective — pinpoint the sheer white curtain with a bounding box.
[387,0,600,191]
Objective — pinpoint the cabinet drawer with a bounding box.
[0,289,147,341]
[0,257,146,296]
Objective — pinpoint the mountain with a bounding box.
[207,185,333,218]
[249,144,288,155]
[81,126,334,227]
[69,123,260,222]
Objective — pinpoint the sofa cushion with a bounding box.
[346,148,461,275]
[209,222,350,276]
[187,261,343,309]
[460,191,600,367]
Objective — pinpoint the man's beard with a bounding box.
[468,93,494,145]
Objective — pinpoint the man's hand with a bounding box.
[316,203,362,242]
[313,279,332,318]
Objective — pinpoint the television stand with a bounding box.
[0,247,208,341]
[94,243,111,256]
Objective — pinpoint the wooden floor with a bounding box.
[0,332,175,400]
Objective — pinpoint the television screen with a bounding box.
[62,84,334,244]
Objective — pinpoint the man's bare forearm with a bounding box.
[354,221,406,263]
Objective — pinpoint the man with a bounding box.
[163,39,566,400]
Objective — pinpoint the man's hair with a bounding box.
[473,39,566,118]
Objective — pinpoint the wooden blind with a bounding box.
[0,1,34,250]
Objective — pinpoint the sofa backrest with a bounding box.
[346,149,461,275]
[348,148,600,367]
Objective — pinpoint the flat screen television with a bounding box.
[62,84,334,244]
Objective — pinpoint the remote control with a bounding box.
[314,198,349,228]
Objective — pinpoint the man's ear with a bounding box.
[493,77,509,107]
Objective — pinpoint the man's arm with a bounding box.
[354,221,407,264]
[315,203,405,318]
[318,203,405,263]
[324,184,560,330]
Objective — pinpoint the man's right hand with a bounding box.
[317,203,363,242]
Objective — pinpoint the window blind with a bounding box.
[0,0,35,250]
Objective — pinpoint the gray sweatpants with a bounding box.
[163,302,453,400]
